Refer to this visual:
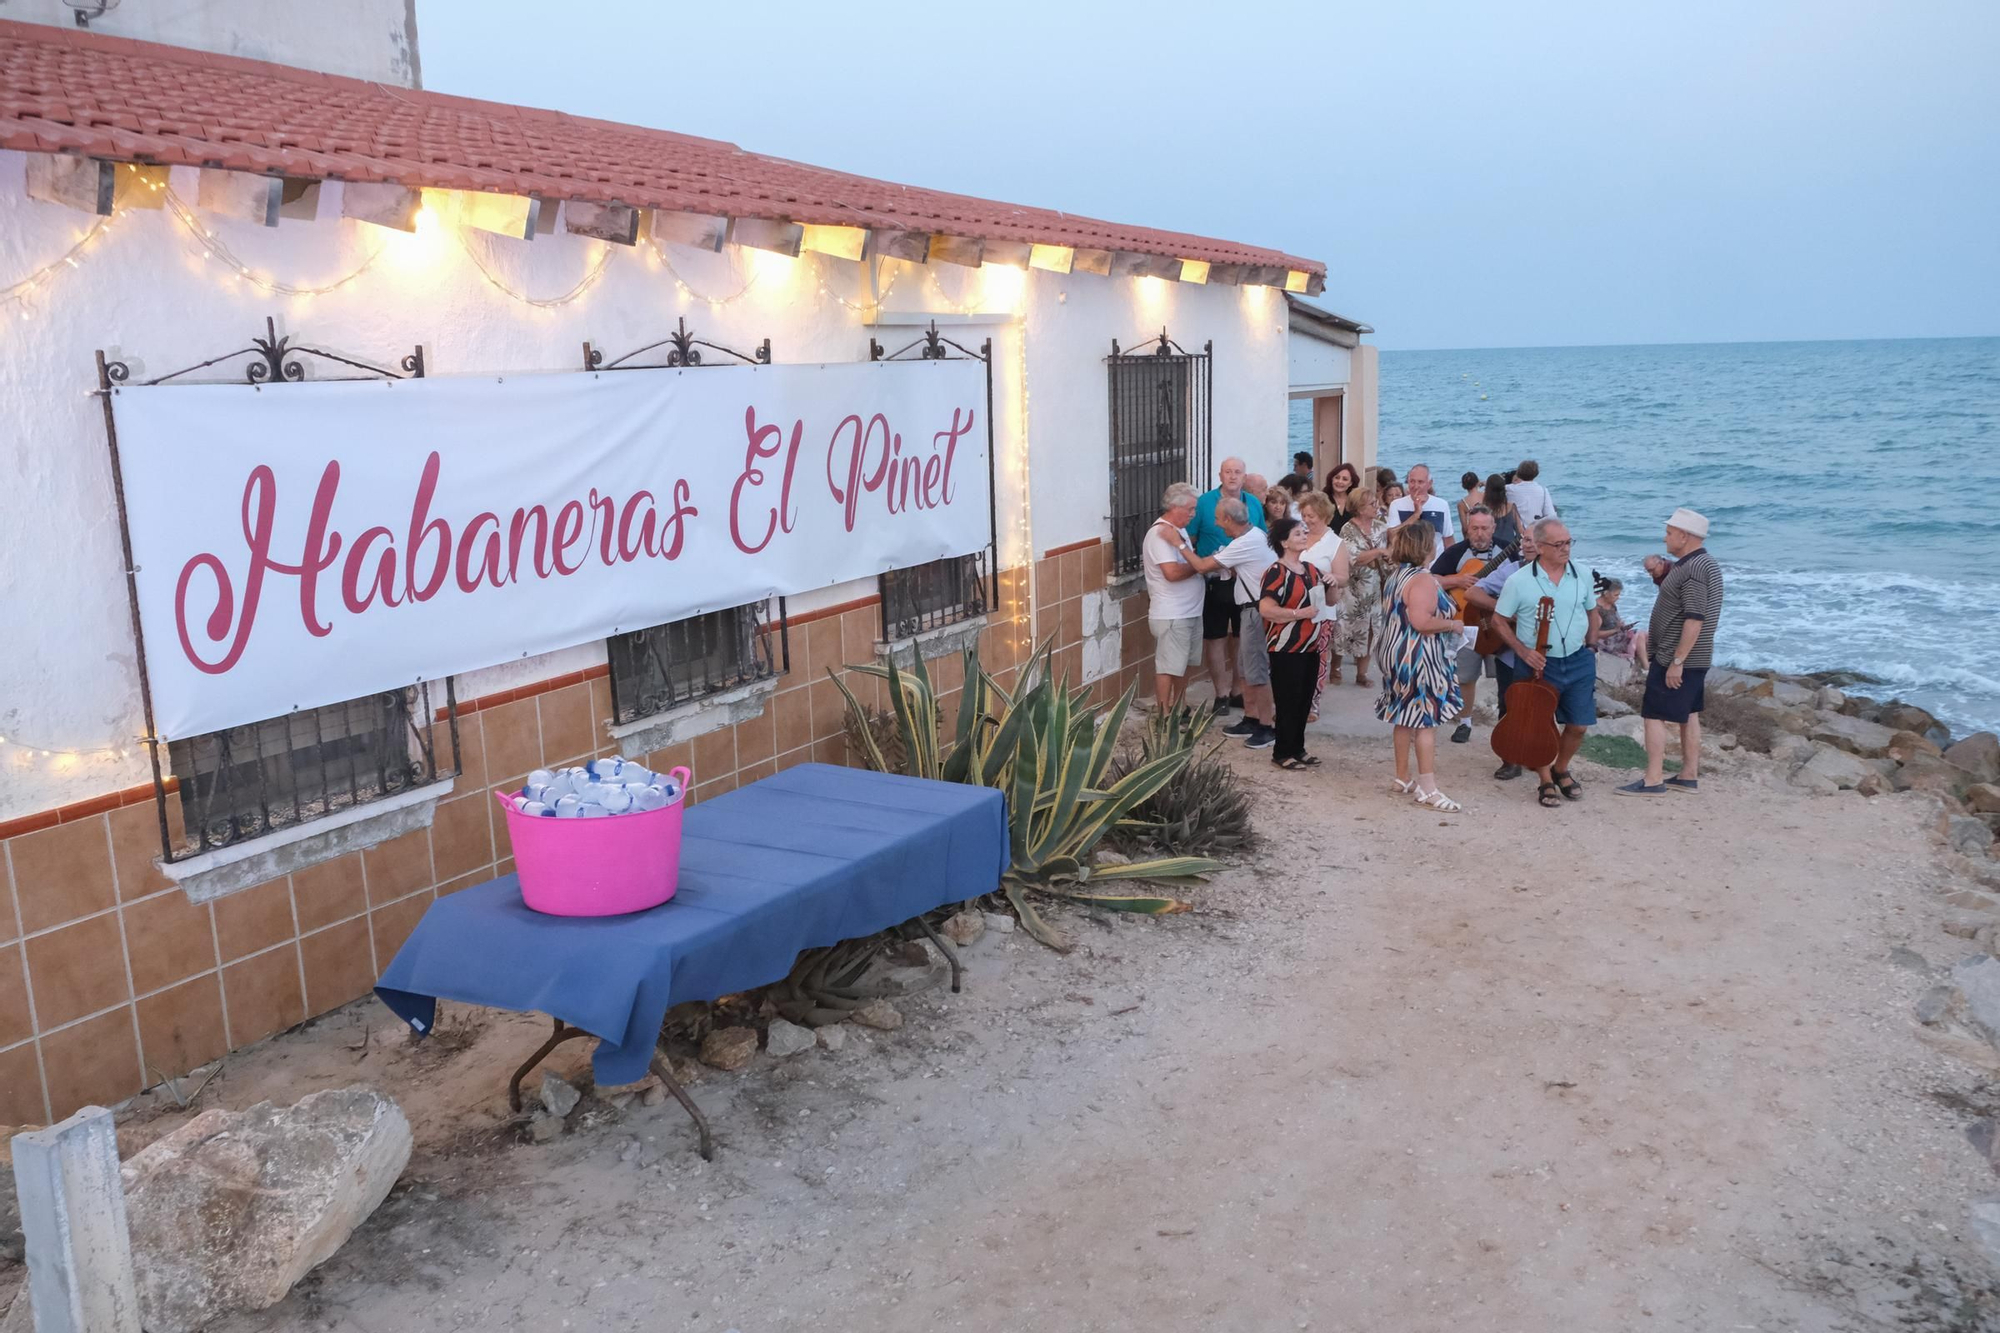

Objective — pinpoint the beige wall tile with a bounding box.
[136,973,228,1080]
[121,890,218,995]
[41,1006,141,1119]
[10,817,116,934]
[24,912,129,1030]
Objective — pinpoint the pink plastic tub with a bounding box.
[491,767,691,917]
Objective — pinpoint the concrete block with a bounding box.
[10,1109,143,1333]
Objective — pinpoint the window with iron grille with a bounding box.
[879,551,991,641]
[606,600,787,726]
[1107,335,1212,576]
[166,684,458,859]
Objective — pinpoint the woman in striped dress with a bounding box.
[1374,520,1465,812]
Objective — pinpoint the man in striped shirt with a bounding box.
[1617,508,1724,797]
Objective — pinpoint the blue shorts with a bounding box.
[1539,647,1598,727]
[1641,662,1707,723]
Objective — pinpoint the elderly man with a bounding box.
[1188,457,1265,712]
[1491,519,1597,807]
[1466,525,1539,779]
[1431,506,1505,744]
[1210,498,1278,748]
[1142,483,1208,714]
[1386,463,1456,559]
[1618,508,1724,797]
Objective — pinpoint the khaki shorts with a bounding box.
[1236,607,1272,687]
[1149,616,1203,676]
[1456,645,1500,681]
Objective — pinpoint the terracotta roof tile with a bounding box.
[0,18,1322,276]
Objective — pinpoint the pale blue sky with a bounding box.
[419,1,1999,351]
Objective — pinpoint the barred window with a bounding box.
[879,551,991,641]
[1107,335,1212,576]
[606,599,786,726]
[166,684,458,859]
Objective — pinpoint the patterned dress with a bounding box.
[1374,565,1465,729]
[1332,518,1386,659]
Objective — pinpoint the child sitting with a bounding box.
[1592,577,1647,661]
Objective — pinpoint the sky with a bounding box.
[418,1,1999,352]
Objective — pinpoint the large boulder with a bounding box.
[1745,695,1814,735]
[1970,785,2000,816]
[1944,814,1998,859]
[1948,733,2000,785]
[1704,668,1760,699]
[1809,713,1899,758]
[1889,730,1944,762]
[1594,653,1636,690]
[121,1086,410,1333]
[1878,701,1944,736]
[1768,733,1817,766]
[1895,754,1972,801]
[1794,744,1876,791]
[1753,678,1817,708]
[1953,956,2000,1047]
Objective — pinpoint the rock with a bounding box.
[699,1026,759,1071]
[1705,668,1759,698]
[1889,730,1943,762]
[121,1086,411,1333]
[982,911,1016,935]
[1808,713,1899,759]
[1595,654,1635,689]
[851,999,904,1031]
[1896,755,1971,800]
[1944,814,1997,858]
[816,1025,848,1053]
[1879,701,1944,736]
[1789,765,1840,795]
[765,1018,816,1058]
[1949,733,2000,784]
[1944,910,2000,939]
[1745,695,1813,736]
[1855,771,1891,797]
[1968,784,2000,816]
[1597,713,1646,742]
[1890,946,1934,972]
[1953,956,2000,1046]
[1768,733,1815,765]
[1916,984,1954,1025]
[1816,686,1848,711]
[941,910,986,946]
[528,1111,564,1143]
[1716,732,1739,750]
[667,1055,704,1087]
[539,1072,581,1118]
[1753,678,1817,707]
[893,939,933,967]
[1796,744,1876,791]
[1594,690,1633,718]
[1949,890,2000,912]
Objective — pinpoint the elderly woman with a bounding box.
[1329,487,1389,688]
[1298,490,1342,720]
[1375,520,1465,812]
[1323,461,1362,530]
[1258,517,1327,770]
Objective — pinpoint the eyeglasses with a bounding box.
[1541,538,1573,548]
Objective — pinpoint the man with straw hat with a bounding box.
[1617,507,1724,797]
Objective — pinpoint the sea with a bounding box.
[1289,337,2000,738]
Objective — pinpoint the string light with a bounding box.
[0,214,113,311]
[456,226,615,307]
[647,239,759,307]
[162,190,383,297]
[0,733,144,763]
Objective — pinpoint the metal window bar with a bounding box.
[605,598,789,726]
[93,318,450,862]
[165,682,456,859]
[1106,331,1212,576]
[867,323,1001,628]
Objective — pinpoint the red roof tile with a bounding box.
[0,20,1323,276]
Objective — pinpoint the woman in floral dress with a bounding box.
[1374,520,1466,812]
[1329,489,1388,687]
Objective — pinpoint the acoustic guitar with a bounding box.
[1490,595,1561,770]
[1448,550,1510,628]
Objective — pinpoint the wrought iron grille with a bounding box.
[167,684,457,859]
[606,599,789,725]
[879,550,992,640]
[95,318,446,862]
[1107,331,1212,576]
[868,323,1001,631]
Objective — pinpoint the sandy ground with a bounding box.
[24,682,2000,1332]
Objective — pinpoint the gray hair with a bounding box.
[1162,482,1199,509]
[1532,517,1567,542]
[1217,497,1249,525]
[1465,504,1492,518]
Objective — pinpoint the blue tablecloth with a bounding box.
[374,764,1008,1085]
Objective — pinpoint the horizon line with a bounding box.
[1376,332,2000,355]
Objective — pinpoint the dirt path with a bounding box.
[177,688,1998,1331]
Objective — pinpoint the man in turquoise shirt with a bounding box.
[1187,457,1265,711]
[1491,518,1598,808]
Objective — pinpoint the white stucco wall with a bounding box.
[3,0,421,86]
[0,153,1297,818]
[1287,330,1354,397]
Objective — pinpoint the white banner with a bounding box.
[113,361,990,739]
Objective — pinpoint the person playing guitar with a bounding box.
[1429,507,1508,744]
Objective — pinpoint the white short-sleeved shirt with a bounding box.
[1387,495,1455,560]
[1214,530,1277,606]
[1506,479,1557,525]
[1142,523,1204,621]
[1303,529,1343,622]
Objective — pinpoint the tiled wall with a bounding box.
[0,564,1044,1125]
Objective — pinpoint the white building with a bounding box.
[0,8,1370,1122]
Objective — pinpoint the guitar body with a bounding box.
[1490,595,1561,770]
[1449,551,1508,630]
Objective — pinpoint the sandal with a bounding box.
[1354,676,1371,689]
[1298,755,1322,767]
[1391,777,1416,795]
[1275,756,1308,771]
[1537,781,1562,808]
[1414,787,1462,813]
[1552,769,1582,801]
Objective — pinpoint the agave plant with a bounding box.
[829,641,1216,950]
[1110,705,1256,859]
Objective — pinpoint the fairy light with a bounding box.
[455,225,614,307]
[161,189,383,296]
[0,214,112,312]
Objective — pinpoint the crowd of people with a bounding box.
[1141,450,1726,813]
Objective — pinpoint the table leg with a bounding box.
[911,914,963,993]
[507,1018,593,1113]
[649,1053,716,1161]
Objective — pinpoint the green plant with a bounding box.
[1111,706,1255,857]
[830,641,1217,951]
